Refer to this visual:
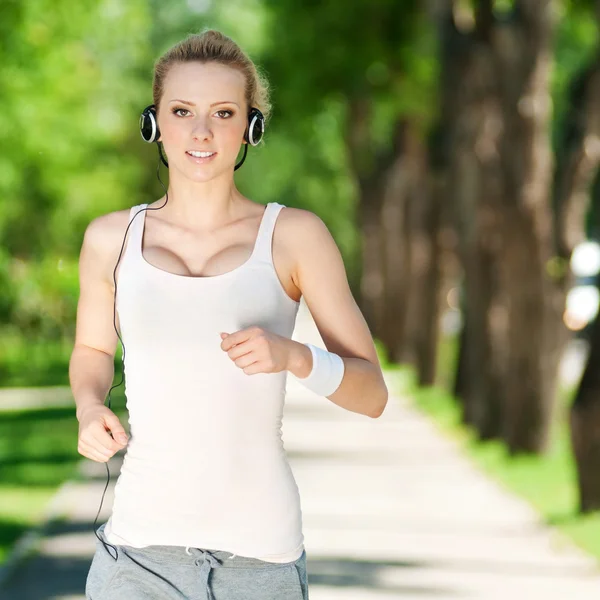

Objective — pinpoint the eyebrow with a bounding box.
[169,99,240,108]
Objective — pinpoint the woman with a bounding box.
[72,28,388,600]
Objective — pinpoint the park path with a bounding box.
[2,299,600,599]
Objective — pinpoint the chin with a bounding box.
[187,168,230,183]
[179,158,219,175]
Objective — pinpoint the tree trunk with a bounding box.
[564,48,600,510]
[570,280,600,512]
[380,120,418,362]
[501,211,552,452]
[400,127,444,383]
[495,2,558,454]
[348,99,412,341]
[459,47,508,440]
[453,293,468,402]
[357,185,386,336]
[554,52,600,479]
[436,2,508,436]
[413,156,444,386]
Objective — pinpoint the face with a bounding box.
[156,61,248,179]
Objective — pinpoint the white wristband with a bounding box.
[297,343,345,397]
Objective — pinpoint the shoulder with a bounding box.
[275,206,337,284]
[277,205,330,242]
[83,206,134,254]
[81,206,137,286]
[277,205,335,256]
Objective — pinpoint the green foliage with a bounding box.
[0,0,440,378]
[262,0,423,100]
[3,0,600,392]
[0,0,152,256]
[551,1,599,153]
[0,0,158,378]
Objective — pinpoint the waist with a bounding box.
[115,449,298,507]
[106,467,304,561]
[103,520,305,564]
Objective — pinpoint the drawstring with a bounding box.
[184,546,236,599]
[185,545,237,559]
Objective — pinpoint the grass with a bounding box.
[379,335,600,563]
[0,331,126,563]
[0,328,123,388]
[0,330,74,387]
[0,395,128,564]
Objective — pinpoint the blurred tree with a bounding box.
[260,0,438,365]
[429,0,507,436]
[0,0,151,342]
[570,171,600,513]
[393,117,446,385]
[494,0,600,457]
[567,41,600,508]
[432,0,600,455]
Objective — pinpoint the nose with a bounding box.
[191,115,213,141]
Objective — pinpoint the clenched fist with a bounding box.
[77,404,129,463]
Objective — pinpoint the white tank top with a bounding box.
[103,201,304,562]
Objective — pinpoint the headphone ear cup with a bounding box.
[246,108,265,146]
[140,104,160,143]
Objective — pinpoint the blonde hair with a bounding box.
[152,29,272,126]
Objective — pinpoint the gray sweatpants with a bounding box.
[86,522,309,600]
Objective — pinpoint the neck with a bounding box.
[154,172,248,231]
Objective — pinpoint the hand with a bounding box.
[77,404,129,463]
[220,326,296,375]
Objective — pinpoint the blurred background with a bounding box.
[3,0,600,589]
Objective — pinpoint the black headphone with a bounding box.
[92,103,265,561]
[139,104,265,169]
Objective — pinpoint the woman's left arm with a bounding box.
[284,209,389,419]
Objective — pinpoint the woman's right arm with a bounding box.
[69,213,129,461]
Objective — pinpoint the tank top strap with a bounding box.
[124,203,148,264]
[252,202,285,264]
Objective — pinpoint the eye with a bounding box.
[172,108,190,117]
[215,110,234,118]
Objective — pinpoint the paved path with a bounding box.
[2,301,600,599]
